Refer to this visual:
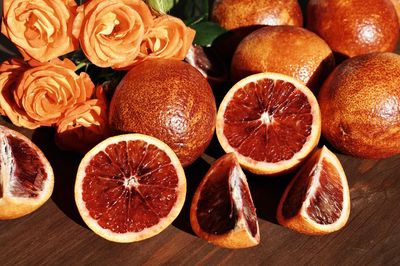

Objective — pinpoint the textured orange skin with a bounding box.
[307,0,399,58]
[212,0,303,30]
[318,53,400,159]
[231,26,334,92]
[390,0,400,25]
[109,59,216,167]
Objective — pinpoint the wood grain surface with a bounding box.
[1,1,400,265]
[1,119,400,265]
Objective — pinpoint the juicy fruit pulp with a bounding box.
[75,134,186,242]
[0,125,54,220]
[217,72,321,175]
[83,140,179,233]
[277,146,350,235]
[223,79,312,162]
[190,153,259,249]
[282,159,343,225]
[1,135,47,198]
[196,156,257,236]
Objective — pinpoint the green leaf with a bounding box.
[170,0,209,21]
[191,21,227,46]
[146,0,180,13]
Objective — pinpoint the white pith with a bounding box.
[216,72,321,175]
[260,112,273,125]
[230,165,260,239]
[75,134,187,243]
[304,164,322,209]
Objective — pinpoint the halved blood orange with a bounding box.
[216,72,321,175]
[276,146,350,235]
[75,134,186,243]
[0,125,54,220]
[190,153,259,249]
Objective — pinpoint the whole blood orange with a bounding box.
[109,59,216,167]
[190,153,259,248]
[75,134,186,243]
[318,52,400,159]
[217,72,321,176]
[0,125,54,220]
[390,0,400,25]
[277,146,350,235]
[307,0,399,58]
[211,0,303,30]
[231,26,334,92]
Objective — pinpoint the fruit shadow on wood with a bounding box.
[172,133,225,235]
[247,171,293,225]
[172,158,210,236]
[31,127,87,228]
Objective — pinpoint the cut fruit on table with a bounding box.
[276,146,350,235]
[0,125,54,220]
[75,134,186,243]
[190,153,259,249]
[216,72,321,175]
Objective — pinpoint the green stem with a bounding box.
[75,62,89,72]
[204,0,209,20]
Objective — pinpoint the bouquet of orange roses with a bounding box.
[0,0,197,152]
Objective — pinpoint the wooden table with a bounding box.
[1,97,400,266]
[1,6,400,266]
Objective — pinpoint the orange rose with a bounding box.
[55,86,110,153]
[0,59,27,116]
[1,0,79,62]
[133,15,196,65]
[0,58,94,129]
[73,0,153,69]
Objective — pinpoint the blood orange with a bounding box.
[211,0,303,30]
[230,25,335,91]
[276,146,350,235]
[109,59,216,167]
[0,125,54,220]
[216,72,321,175]
[318,52,400,159]
[306,0,399,58]
[190,153,259,249]
[75,134,186,243]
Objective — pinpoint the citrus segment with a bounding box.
[217,72,321,175]
[75,134,186,242]
[0,125,54,220]
[190,153,259,249]
[277,146,350,235]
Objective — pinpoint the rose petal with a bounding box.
[2,0,79,62]
[76,0,153,69]
[56,86,109,153]
[131,15,195,67]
